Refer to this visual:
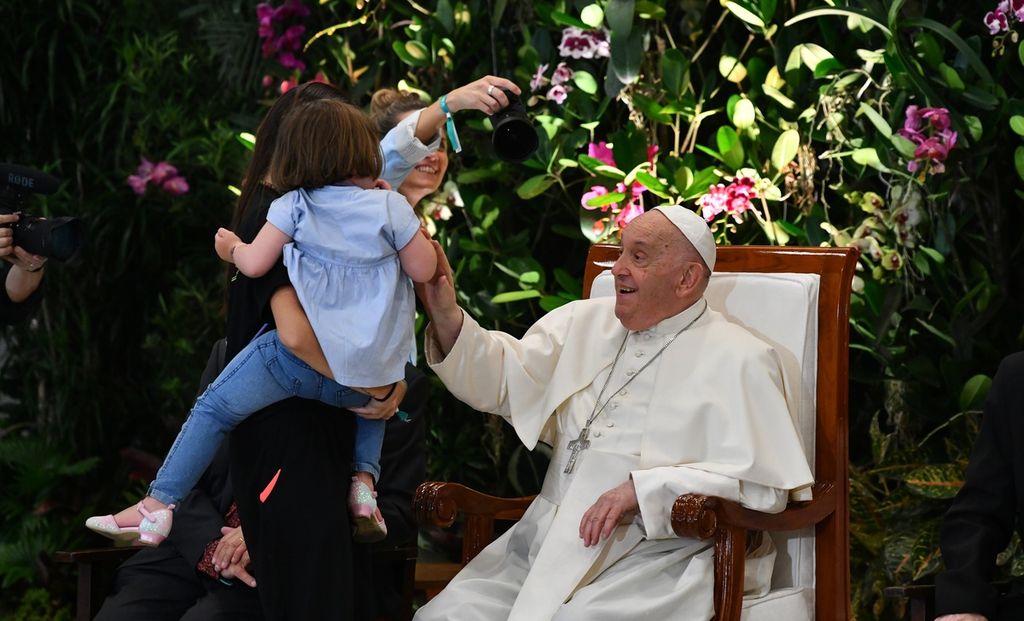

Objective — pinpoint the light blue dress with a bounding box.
[267,185,421,387]
[144,113,439,505]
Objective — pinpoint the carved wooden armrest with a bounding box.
[414,481,535,563]
[414,482,535,527]
[671,480,837,539]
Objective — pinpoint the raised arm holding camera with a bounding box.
[0,213,46,302]
[0,163,82,323]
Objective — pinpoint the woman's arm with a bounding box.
[269,286,334,379]
[215,223,290,278]
[413,76,522,143]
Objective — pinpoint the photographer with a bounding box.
[0,212,46,324]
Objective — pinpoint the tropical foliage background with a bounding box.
[2,0,1023,618]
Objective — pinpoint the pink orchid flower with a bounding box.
[162,176,190,196]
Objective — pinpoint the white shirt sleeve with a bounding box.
[379,108,442,189]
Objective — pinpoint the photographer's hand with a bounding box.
[414,76,521,144]
[0,214,46,302]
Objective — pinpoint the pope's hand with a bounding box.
[414,236,462,355]
[935,615,987,621]
[579,479,639,547]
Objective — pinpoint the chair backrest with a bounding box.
[583,244,856,620]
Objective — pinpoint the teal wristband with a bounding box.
[438,95,462,154]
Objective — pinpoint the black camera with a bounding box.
[489,89,539,163]
[0,163,82,262]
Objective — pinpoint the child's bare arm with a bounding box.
[215,223,290,278]
[398,228,438,283]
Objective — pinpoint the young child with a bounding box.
[87,98,437,546]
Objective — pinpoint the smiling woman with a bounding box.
[371,88,450,211]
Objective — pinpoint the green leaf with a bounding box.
[540,295,572,311]
[852,147,890,172]
[491,290,542,304]
[724,1,764,28]
[585,190,628,207]
[915,318,956,348]
[716,126,745,169]
[578,154,608,175]
[518,271,541,286]
[771,129,800,171]
[719,55,747,83]
[919,246,945,264]
[784,8,891,36]
[635,171,671,198]
[891,134,917,159]
[635,1,666,19]
[964,115,983,142]
[903,464,964,499]
[1019,39,1024,67]
[903,17,994,85]
[959,374,992,411]
[813,57,845,79]
[799,43,834,73]
[580,3,604,28]
[775,219,806,239]
[516,175,556,199]
[763,85,796,109]
[661,49,689,98]
[610,29,644,84]
[857,103,892,138]
[605,0,635,36]
[573,70,599,95]
[1010,115,1024,137]
[938,63,964,91]
[435,0,455,32]
[550,10,589,29]
[1016,146,1024,182]
[405,40,429,61]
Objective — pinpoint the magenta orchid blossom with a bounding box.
[697,177,757,223]
[558,27,610,59]
[530,64,549,92]
[546,84,570,105]
[127,157,189,197]
[985,0,1024,34]
[257,1,310,75]
[581,142,659,236]
[898,105,957,175]
[551,62,574,86]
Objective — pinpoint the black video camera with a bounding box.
[489,89,539,163]
[0,164,82,262]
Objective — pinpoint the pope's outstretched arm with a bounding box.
[415,233,463,356]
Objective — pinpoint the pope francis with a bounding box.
[413,205,814,621]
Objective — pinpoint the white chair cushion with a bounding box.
[741,586,814,620]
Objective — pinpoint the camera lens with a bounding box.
[489,89,539,163]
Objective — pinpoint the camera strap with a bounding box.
[438,95,462,154]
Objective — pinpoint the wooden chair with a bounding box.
[415,244,858,620]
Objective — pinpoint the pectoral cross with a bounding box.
[564,426,591,474]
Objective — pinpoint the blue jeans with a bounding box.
[148,330,383,506]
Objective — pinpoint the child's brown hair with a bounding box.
[269,99,383,191]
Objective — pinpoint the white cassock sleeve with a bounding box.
[631,468,788,540]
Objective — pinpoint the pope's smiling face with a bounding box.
[611,211,704,331]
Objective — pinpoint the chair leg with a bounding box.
[713,525,746,621]
[75,561,93,621]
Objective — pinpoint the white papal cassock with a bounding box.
[415,296,814,621]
